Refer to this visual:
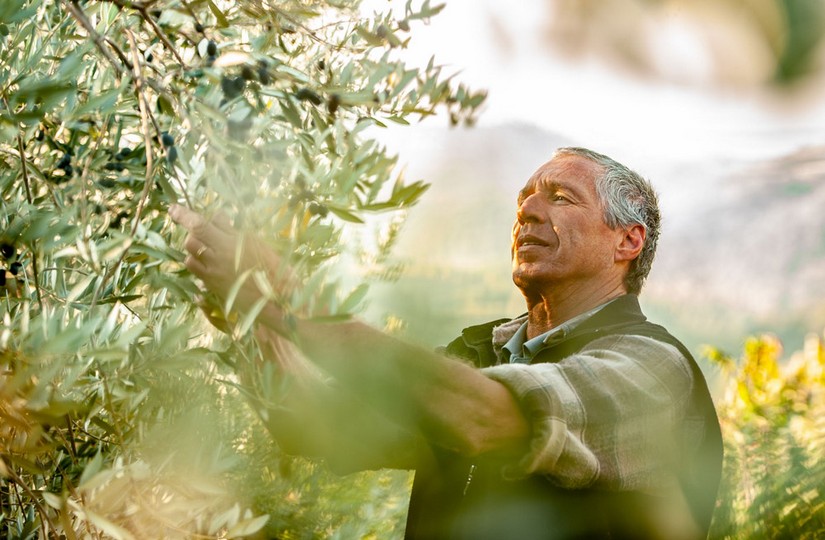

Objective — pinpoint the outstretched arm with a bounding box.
[248,327,435,472]
[170,204,529,459]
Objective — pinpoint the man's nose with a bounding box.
[516,193,545,225]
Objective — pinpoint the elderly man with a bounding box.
[171,147,722,540]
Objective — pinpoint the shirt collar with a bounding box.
[500,299,617,364]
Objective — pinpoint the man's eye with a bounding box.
[553,194,569,202]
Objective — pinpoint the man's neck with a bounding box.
[524,283,627,340]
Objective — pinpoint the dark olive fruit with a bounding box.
[57,153,71,169]
[205,55,216,67]
[104,162,125,172]
[308,201,328,217]
[258,68,271,85]
[295,88,322,105]
[151,9,162,18]
[161,132,174,147]
[98,178,116,188]
[166,145,178,165]
[241,65,255,81]
[317,59,325,71]
[220,76,235,96]
[0,271,5,287]
[206,40,217,57]
[0,243,14,259]
[220,76,245,99]
[35,129,44,141]
[0,24,9,37]
[327,94,340,115]
[195,22,205,33]
[113,211,128,228]
[116,147,131,160]
[9,262,22,276]
[62,165,74,177]
[145,52,154,63]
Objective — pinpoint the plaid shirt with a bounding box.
[482,311,699,492]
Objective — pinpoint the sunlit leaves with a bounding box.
[708,333,825,538]
[0,0,482,536]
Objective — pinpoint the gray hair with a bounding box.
[554,147,661,295]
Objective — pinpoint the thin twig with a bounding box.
[15,135,45,314]
[126,29,158,238]
[62,0,130,76]
[89,29,157,310]
[0,455,61,539]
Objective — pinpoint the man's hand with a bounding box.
[170,204,288,314]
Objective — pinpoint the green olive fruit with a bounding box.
[308,201,328,217]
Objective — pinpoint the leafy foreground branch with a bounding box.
[708,332,825,539]
[0,0,484,537]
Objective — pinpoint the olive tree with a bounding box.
[0,0,485,537]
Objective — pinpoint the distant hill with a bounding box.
[366,122,825,356]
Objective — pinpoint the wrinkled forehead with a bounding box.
[518,155,603,203]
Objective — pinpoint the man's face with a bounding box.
[511,154,625,296]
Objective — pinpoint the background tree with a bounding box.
[0,0,484,537]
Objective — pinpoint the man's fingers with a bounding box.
[210,211,234,234]
[169,204,208,231]
[185,236,210,260]
[184,252,209,278]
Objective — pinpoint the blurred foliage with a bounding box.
[0,0,484,537]
[707,332,825,539]
[545,0,825,87]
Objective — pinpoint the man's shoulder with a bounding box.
[441,317,514,367]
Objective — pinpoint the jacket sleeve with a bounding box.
[480,333,695,492]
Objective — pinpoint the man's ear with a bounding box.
[615,224,645,263]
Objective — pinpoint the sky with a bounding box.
[365,0,825,166]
